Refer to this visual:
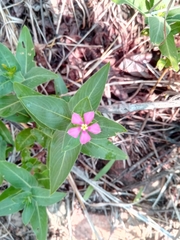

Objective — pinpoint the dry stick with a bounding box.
[147,68,169,100]
[98,99,180,114]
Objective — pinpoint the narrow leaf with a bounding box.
[54,74,68,95]
[84,159,116,200]
[16,26,35,75]
[30,204,48,240]
[0,137,6,159]
[22,201,35,225]
[0,120,13,144]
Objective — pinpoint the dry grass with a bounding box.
[0,0,180,239]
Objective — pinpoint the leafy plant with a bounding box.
[112,0,180,71]
[0,26,127,239]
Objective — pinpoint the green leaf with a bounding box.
[30,204,48,240]
[0,43,21,72]
[0,137,6,159]
[14,82,71,130]
[0,161,38,191]
[84,159,116,200]
[12,191,32,204]
[0,196,24,216]
[69,64,110,111]
[0,186,21,201]
[148,16,171,45]
[0,120,13,144]
[31,128,52,149]
[49,130,81,193]
[159,33,179,71]
[54,74,68,95]
[170,22,180,35]
[23,67,57,88]
[73,97,93,114]
[94,114,126,139]
[15,128,35,151]
[5,110,31,123]
[22,201,35,225]
[21,96,71,130]
[16,26,35,75]
[31,187,66,206]
[0,76,13,96]
[81,138,127,160]
[0,95,23,117]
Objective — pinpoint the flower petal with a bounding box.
[88,123,101,134]
[80,131,91,144]
[83,111,94,125]
[67,127,81,138]
[71,113,83,125]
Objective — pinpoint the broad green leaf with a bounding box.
[0,43,21,72]
[20,96,71,130]
[0,161,38,191]
[0,95,23,117]
[69,64,110,111]
[15,128,35,151]
[14,82,40,97]
[0,197,24,216]
[0,120,13,144]
[31,187,66,206]
[148,17,171,45]
[81,138,127,160]
[22,201,35,225]
[170,22,180,35]
[23,67,57,88]
[49,130,81,193]
[0,137,6,159]
[159,33,179,71]
[94,114,126,139]
[16,26,35,75]
[6,110,31,123]
[84,159,116,200]
[30,204,48,240]
[14,82,71,130]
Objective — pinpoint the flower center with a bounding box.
[81,124,88,131]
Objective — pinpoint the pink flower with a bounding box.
[67,111,101,144]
